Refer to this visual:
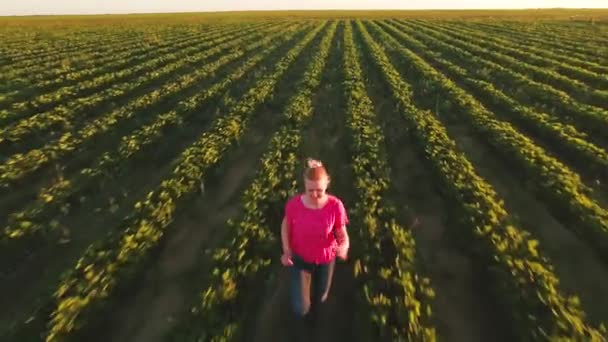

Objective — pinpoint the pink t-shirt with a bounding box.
[285,193,349,264]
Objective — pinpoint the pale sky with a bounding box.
[1,0,606,16]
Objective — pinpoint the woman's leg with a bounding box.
[289,265,313,342]
[313,258,336,305]
[289,265,313,317]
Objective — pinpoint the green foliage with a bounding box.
[391,20,608,144]
[366,19,608,271]
[0,23,278,188]
[1,15,607,342]
[167,21,337,341]
[356,19,606,341]
[343,21,436,341]
[0,22,270,121]
[376,20,608,185]
[41,22,322,342]
[0,22,306,264]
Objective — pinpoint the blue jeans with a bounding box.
[289,253,336,317]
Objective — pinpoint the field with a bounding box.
[0,9,607,342]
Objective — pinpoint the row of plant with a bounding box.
[374,21,608,183]
[443,21,608,74]
[416,20,608,90]
[0,22,277,145]
[391,20,608,147]
[342,21,436,341]
[0,27,193,96]
[0,25,197,89]
[0,25,268,104]
[413,20,608,96]
[0,23,200,68]
[167,21,337,341]
[0,37,103,62]
[0,23,301,189]
[0,23,255,116]
[355,19,606,341]
[0,21,308,275]
[0,27,148,74]
[459,20,605,59]
[486,20,608,45]
[0,25,145,59]
[461,21,608,64]
[399,20,608,109]
[367,19,608,277]
[39,22,325,342]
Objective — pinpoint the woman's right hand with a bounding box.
[281,250,293,266]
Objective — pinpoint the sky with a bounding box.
[1,0,606,16]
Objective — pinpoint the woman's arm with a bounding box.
[281,216,290,254]
[335,225,349,259]
[280,217,293,266]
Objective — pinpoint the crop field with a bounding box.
[0,10,607,342]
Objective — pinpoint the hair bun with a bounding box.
[304,158,329,181]
[307,158,323,168]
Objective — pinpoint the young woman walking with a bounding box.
[280,158,350,339]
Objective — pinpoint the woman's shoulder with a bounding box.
[285,193,303,208]
[327,194,346,207]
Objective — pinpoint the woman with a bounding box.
[280,158,350,335]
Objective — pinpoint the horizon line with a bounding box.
[2,7,608,17]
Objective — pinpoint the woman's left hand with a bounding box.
[336,245,348,260]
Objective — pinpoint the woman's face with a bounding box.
[304,177,329,203]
